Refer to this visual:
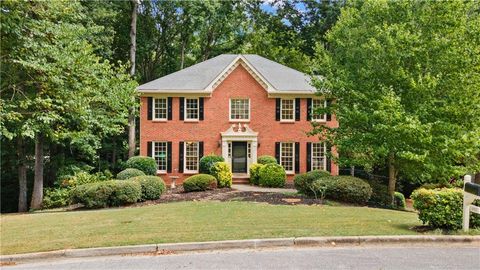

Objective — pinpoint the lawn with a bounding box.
[1,201,423,255]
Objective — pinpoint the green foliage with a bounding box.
[210,162,232,188]
[110,180,142,206]
[42,188,72,209]
[249,163,264,185]
[411,188,480,230]
[73,180,142,208]
[308,176,372,205]
[257,155,277,165]
[125,156,157,175]
[183,174,217,192]
[294,170,331,196]
[365,178,392,208]
[131,176,166,201]
[116,168,146,180]
[258,163,286,188]
[59,171,111,188]
[394,192,406,210]
[199,155,225,174]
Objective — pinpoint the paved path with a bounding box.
[232,184,297,193]
[8,245,480,270]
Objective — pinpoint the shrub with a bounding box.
[59,170,110,188]
[110,180,142,206]
[42,188,72,209]
[411,188,480,230]
[183,174,217,192]
[257,155,277,165]
[326,176,372,204]
[132,175,166,200]
[73,181,116,208]
[117,168,146,180]
[211,162,232,188]
[365,178,391,207]
[249,163,264,185]
[394,192,406,210]
[258,163,286,188]
[125,156,157,175]
[294,170,330,195]
[199,155,225,174]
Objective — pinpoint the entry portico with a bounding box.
[221,123,258,176]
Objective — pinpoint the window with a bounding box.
[312,99,326,121]
[311,142,326,171]
[230,99,250,121]
[281,99,295,121]
[184,141,199,172]
[185,98,198,120]
[153,98,167,120]
[280,142,294,173]
[228,142,232,158]
[247,143,251,158]
[153,142,168,172]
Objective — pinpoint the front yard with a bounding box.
[1,201,423,255]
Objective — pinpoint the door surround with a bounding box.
[220,123,258,175]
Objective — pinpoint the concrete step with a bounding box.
[232,178,249,184]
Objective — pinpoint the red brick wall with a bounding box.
[140,65,339,184]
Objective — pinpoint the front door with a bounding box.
[232,142,247,173]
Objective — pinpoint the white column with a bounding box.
[463,175,472,232]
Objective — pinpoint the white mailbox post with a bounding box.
[463,175,480,232]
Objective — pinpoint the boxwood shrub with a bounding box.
[73,180,142,208]
[249,163,264,185]
[294,170,330,196]
[307,176,372,205]
[110,180,142,206]
[258,163,286,188]
[125,156,157,175]
[131,175,166,200]
[116,168,146,180]
[211,162,232,188]
[183,174,217,192]
[199,155,225,174]
[394,192,406,210]
[257,155,277,165]
[365,178,391,207]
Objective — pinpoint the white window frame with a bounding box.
[152,141,168,173]
[184,98,199,121]
[311,99,327,122]
[184,141,199,173]
[280,99,295,122]
[153,98,168,121]
[229,98,250,122]
[280,142,295,174]
[311,142,327,171]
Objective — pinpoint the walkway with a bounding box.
[232,184,296,193]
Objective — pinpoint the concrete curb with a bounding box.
[2,235,479,263]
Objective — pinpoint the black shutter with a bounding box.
[295,142,300,173]
[167,141,172,173]
[199,98,204,120]
[167,97,172,120]
[306,142,311,172]
[326,99,332,121]
[179,142,184,173]
[275,98,281,121]
[147,141,153,157]
[326,142,332,173]
[179,97,184,120]
[295,98,300,121]
[198,141,204,160]
[147,97,153,120]
[307,98,312,121]
[275,142,280,164]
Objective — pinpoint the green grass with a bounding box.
[1,201,423,255]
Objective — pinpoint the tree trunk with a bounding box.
[180,40,186,69]
[128,0,139,158]
[30,133,44,210]
[387,152,396,204]
[17,137,28,212]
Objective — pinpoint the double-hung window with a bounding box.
[281,99,295,121]
[230,98,250,121]
[280,142,294,173]
[311,99,327,122]
[184,141,199,173]
[153,141,168,173]
[311,142,326,171]
[153,98,167,120]
[185,98,199,120]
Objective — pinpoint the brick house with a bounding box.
[138,54,338,184]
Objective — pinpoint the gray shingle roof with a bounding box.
[137,54,315,92]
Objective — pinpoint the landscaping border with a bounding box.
[2,235,479,264]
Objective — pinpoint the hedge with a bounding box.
[199,155,224,174]
[257,155,277,165]
[125,156,157,175]
[116,168,146,180]
[249,163,264,185]
[110,180,142,206]
[183,174,217,192]
[131,175,166,200]
[258,163,286,188]
[73,180,142,208]
[307,176,372,205]
[211,162,232,188]
[294,170,330,196]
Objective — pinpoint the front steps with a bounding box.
[233,173,249,184]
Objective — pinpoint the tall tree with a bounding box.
[311,0,480,202]
[128,0,139,158]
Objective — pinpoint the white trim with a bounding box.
[311,99,327,122]
[184,97,199,121]
[229,98,250,122]
[280,98,295,122]
[152,141,168,174]
[152,98,168,121]
[311,142,327,171]
[280,142,295,175]
[183,141,199,174]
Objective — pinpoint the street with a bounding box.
[6,245,480,270]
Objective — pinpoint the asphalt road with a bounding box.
[7,245,480,270]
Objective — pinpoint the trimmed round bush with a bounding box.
[199,155,225,174]
[131,175,166,200]
[258,163,286,188]
[73,181,116,208]
[294,170,330,195]
[394,191,406,210]
[183,174,217,192]
[257,155,277,165]
[116,168,146,180]
[111,180,142,206]
[125,156,157,175]
[211,162,232,188]
[249,163,264,185]
[324,176,372,205]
